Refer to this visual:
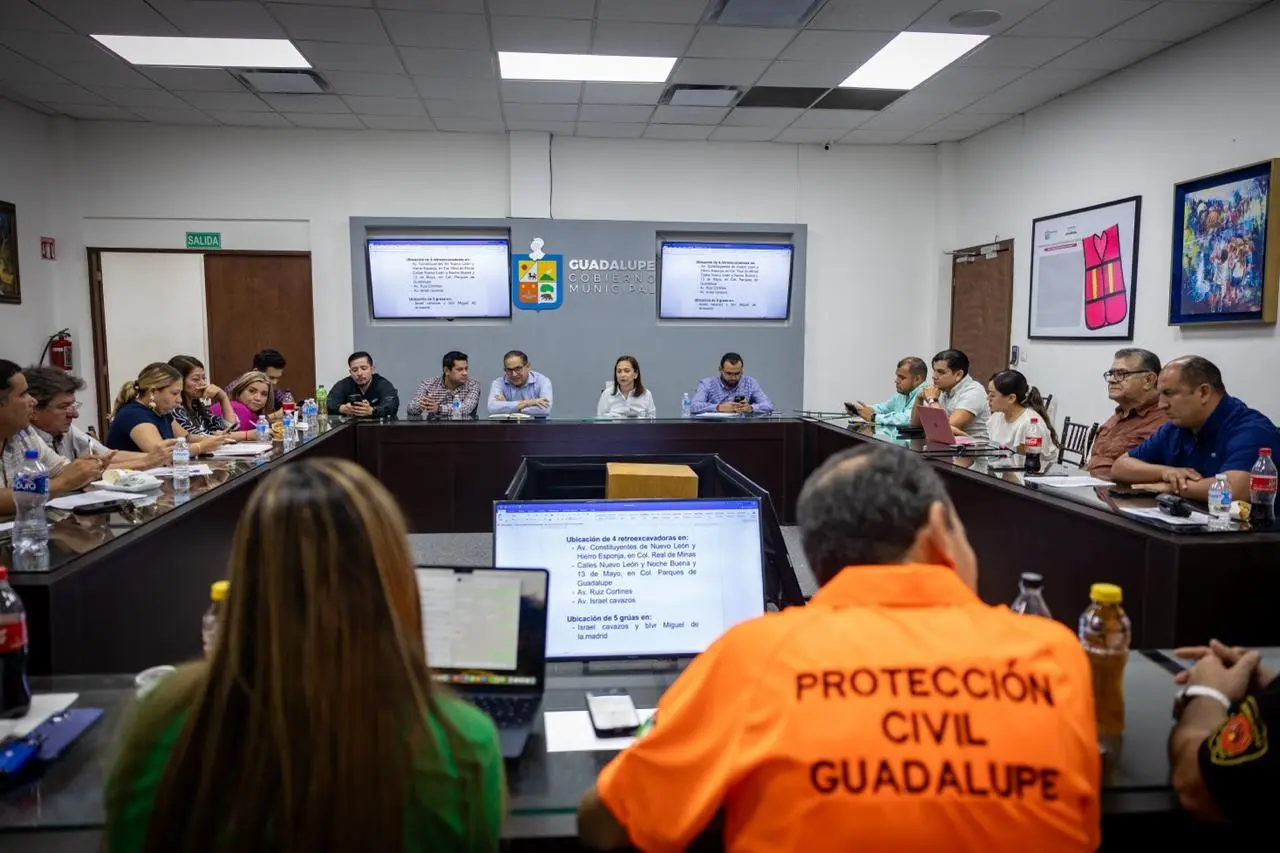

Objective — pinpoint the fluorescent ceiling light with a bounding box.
[499,51,674,83]
[840,32,987,90]
[91,35,311,69]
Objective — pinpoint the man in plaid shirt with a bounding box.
[408,350,480,419]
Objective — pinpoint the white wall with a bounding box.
[941,2,1280,428]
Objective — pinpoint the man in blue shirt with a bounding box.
[1112,356,1278,501]
[848,356,927,425]
[690,353,774,416]
[487,350,553,417]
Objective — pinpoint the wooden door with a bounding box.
[204,254,315,399]
[949,240,1014,386]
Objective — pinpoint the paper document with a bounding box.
[693,412,742,419]
[48,490,149,510]
[211,443,273,457]
[143,464,215,477]
[1026,476,1113,488]
[0,693,78,739]
[0,520,13,533]
[1119,506,1211,527]
[543,708,657,753]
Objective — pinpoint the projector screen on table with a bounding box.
[659,241,793,320]
[367,238,511,319]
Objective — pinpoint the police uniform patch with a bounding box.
[1209,697,1269,766]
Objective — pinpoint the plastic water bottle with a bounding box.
[172,437,190,493]
[449,396,462,420]
[0,567,31,718]
[255,415,269,444]
[1207,473,1232,530]
[1024,417,1044,474]
[1250,448,1277,530]
[681,393,692,418]
[281,406,297,448]
[315,385,328,423]
[1010,572,1052,618]
[1079,583,1130,739]
[202,580,229,658]
[12,450,50,573]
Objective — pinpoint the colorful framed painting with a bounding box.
[1170,159,1279,325]
[1028,195,1141,340]
[0,201,19,305]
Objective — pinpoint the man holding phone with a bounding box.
[689,353,774,416]
[325,351,400,420]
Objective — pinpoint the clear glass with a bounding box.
[1011,576,1051,618]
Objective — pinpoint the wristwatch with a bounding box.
[1172,685,1232,721]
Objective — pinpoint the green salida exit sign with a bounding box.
[186,231,221,249]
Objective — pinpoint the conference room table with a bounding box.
[4,650,1272,852]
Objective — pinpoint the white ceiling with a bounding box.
[0,0,1266,144]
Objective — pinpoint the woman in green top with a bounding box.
[104,458,506,853]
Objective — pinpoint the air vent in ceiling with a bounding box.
[662,84,740,108]
[711,0,826,27]
[236,69,327,95]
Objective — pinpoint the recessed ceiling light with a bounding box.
[498,51,675,83]
[949,9,1003,28]
[91,35,310,69]
[840,32,988,90]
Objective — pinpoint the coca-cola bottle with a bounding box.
[1250,448,1277,530]
[0,566,32,719]
[1024,417,1044,474]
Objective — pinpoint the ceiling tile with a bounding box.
[1042,38,1170,71]
[0,49,68,84]
[501,81,581,103]
[722,106,803,126]
[1102,1,1257,41]
[424,98,502,119]
[139,68,243,91]
[840,128,913,144]
[87,87,190,109]
[34,0,179,35]
[399,47,495,78]
[592,21,696,56]
[177,90,270,112]
[810,0,935,30]
[929,111,1014,132]
[380,11,491,49]
[671,58,768,85]
[790,109,875,129]
[43,103,141,120]
[341,95,426,115]
[883,66,1027,112]
[506,120,577,133]
[413,76,498,101]
[295,42,404,74]
[266,4,389,44]
[488,0,594,18]
[686,25,796,60]
[323,71,417,97]
[1007,0,1156,38]
[644,123,714,140]
[651,104,729,124]
[905,128,973,144]
[503,102,577,121]
[360,115,436,131]
[709,125,778,141]
[955,36,1085,69]
[491,16,593,52]
[0,32,116,64]
[774,126,843,143]
[8,81,107,104]
[908,0,1056,35]
[964,67,1108,113]
[375,0,478,10]
[148,0,287,38]
[757,60,856,87]
[0,0,72,32]
[433,117,505,132]
[269,0,375,5]
[575,122,647,138]
[285,112,366,129]
[50,61,160,90]
[130,106,218,125]
[582,82,664,104]
[207,110,293,127]
[577,104,652,122]
[260,93,350,113]
[858,111,947,132]
[598,0,709,24]
[780,30,895,62]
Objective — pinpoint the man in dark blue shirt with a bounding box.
[1112,356,1278,502]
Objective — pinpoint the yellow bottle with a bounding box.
[202,580,229,658]
[1078,583,1131,737]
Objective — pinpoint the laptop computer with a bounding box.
[415,566,549,758]
[918,405,981,448]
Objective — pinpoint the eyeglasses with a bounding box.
[504,365,527,374]
[1102,369,1153,381]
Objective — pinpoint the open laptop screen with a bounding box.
[415,567,548,690]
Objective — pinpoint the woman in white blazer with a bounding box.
[597,355,656,418]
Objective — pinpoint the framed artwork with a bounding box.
[1028,195,1141,340]
[1170,159,1279,325]
[0,201,19,305]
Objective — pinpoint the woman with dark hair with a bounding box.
[106,363,230,455]
[986,369,1060,461]
[168,355,236,437]
[596,355,656,418]
[104,459,506,853]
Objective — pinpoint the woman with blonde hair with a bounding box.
[104,459,506,853]
[211,370,274,436]
[105,363,230,454]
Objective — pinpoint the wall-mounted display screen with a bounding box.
[659,241,793,320]
[367,238,511,319]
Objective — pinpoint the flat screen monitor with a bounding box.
[493,498,766,660]
[367,237,511,319]
[659,241,793,320]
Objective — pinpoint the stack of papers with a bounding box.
[1025,475,1113,488]
[142,464,215,477]
[543,708,657,753]
[48,490,151,510]
[211,443,273,457]
[1119,506,1211,527]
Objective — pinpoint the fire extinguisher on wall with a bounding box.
[44,329,73,372]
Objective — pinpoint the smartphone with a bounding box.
[347,394,363,404]
[72,500,128,516]
[733,395,747,403]
[585,689,641,738]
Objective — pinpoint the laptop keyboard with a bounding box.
[468,695,539,728]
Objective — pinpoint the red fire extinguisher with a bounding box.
[47,329,73,372]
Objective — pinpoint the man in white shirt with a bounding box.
[911,348,990,441]
[24,366,161,468]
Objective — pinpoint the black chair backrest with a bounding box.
[1059,416,1099,467]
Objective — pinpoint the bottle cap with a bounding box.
[23,449,38,459]
[1090,582,1122,604]
[1020,572,1044,587]
[0,566,8,581]
[1030,417,1039,422]
[210,580,230,602]
[1261,448,1273,457]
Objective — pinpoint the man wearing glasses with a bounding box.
[487,350,553,417]
[22,366,162,468]
[1086,348,1166,478]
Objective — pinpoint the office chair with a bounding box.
[1058,417,1099,468]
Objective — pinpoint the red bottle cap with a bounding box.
[0,566,8,581]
